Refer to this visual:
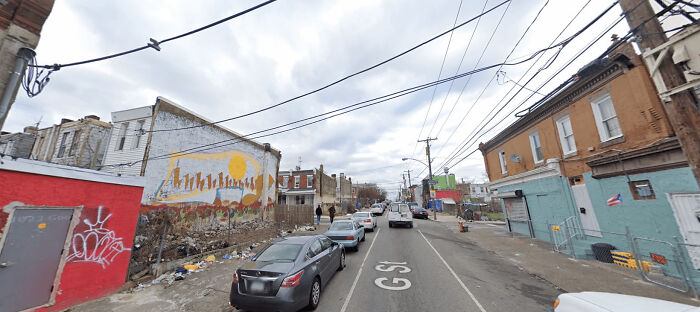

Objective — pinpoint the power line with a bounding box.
[102,41,565,168]
[143,0,513,134]
[31,0,277,70]
[411,0,465,168]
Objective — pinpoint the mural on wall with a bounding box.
[66,206,130,269]
[152,150,275,207]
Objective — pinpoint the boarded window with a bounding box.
[503,197,528,221]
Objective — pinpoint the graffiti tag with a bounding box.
[66,206,130,269]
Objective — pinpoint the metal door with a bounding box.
[0,208,74,312]
[667,192,700,269]
[571,184,602,237]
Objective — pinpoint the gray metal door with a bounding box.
[0,208,74,312]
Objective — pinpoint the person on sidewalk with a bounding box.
[328,205,336,224]
[315,205,322,225]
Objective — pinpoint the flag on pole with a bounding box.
[606,194,622,206]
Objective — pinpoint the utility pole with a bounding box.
[418,137,438,220]
[402,174,407,202]
[404,169,412,202]
[619,0,700,187]
[0,48,35,131]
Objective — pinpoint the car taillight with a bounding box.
[232,272,239,283]
[281,270,304,287]
[553,298,559,308]
[345,236,354,240]
[365,219,371,222]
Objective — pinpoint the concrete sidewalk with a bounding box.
[434,214,699,306]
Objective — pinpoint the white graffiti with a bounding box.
[66,206,130,269]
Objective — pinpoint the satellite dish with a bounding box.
[510,153,522,163]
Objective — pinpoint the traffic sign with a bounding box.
[427,180,437,185]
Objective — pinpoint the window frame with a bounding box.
[555,115,577,155]
[133,119,146,149]
[629,180,656,200]
[529,132,544,164]
[294,176,300,188]
[283,176,289,187]
[498,150,507,174]
[307,175,313,188]
[116,122,129,151]
[68,130,82,157]
[57,132,69,158]
[590,94,623,142]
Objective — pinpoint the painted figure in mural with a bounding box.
[329,205,336,224]
[315,205,322,225]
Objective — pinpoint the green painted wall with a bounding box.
[435,174,457,190]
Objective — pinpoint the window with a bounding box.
[307,175,313,188]
[319,237,332,250]
[294,176,300,188]
[629,180,656,200]
[498,150,507,174]
[256,244,302,262]
[68,130,81,156]
[529,132,543,164]
[283,176,289,187]
[133,119,145,149]
[57,132,69,158]
[480,187,485,193]
[556,115,577,155]
[310,239,322,256]
[116,122,129,151]
[591,94,622,142]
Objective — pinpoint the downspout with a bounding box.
[0,48,35,131]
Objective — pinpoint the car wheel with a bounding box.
[389,222,393,228]
[361,233,365,242]
[308,277,321,310]
[353,244,359,252]
[337,251,346,271]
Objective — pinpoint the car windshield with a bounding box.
[329,222,353,231]
[371,204,381,208]
[391,203,399,212]
[399,204,410,212]
[254,244,302,262]
[354,212,370,218]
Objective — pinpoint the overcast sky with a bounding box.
[5,0,689,198]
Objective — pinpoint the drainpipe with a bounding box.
[0,48,36,131]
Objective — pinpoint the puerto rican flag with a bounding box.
[606,194,622,206]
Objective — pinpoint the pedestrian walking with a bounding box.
[315,205,322,225]
[328,205,336,224]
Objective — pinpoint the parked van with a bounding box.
[388,203,413,228]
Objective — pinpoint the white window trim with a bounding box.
[294,176,300,188]
[498,150,507,174]
[590,94,623,142]
[283,176,289,187]
[529,132,544,164]
[307,175,313,188]
[555,115,577,156]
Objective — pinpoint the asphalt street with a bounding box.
[315,215,562,312]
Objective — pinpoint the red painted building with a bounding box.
[0,157,144,311]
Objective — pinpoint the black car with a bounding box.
[412,207,430,219]
[230,235,345,312]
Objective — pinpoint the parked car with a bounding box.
[229,235,345,312]
[412,207,429,219]
[408,202,419,213]
[553,292,699,312]
[352,211,377,231]
[388,203,413,228]
[324,220,365,251]
[370,204,384,216]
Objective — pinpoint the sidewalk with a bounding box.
[434,214,699,306]
[70,223,330,312]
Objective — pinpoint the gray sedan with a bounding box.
[229,235,346,312]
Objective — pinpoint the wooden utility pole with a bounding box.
[619,0,700,186]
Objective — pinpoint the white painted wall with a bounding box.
[102,106,153,176]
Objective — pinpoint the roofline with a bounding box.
[479,54,634,154]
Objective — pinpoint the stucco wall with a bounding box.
[140,102,281,222]
[0,165,143,311]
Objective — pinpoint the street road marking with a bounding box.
[340,228,380,312]
[418,230,487,312]
[374,277,411,290]
[375,262,411,273]
[487,224,498,227]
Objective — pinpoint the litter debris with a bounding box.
[222,254,232,259]
[176,267,188,274]
[184,264,199,271]
[205,255,216,262]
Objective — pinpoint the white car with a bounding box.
[554,292,699,312]
[352,212,377,231]
[370,204,384,216]
[388,203,413,228]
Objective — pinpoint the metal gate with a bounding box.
[0,207,76,312]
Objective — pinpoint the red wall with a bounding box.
[435,190,461,201]
[278,174,315,189]
[0,170,143,311]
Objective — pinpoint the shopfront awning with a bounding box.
[442,198,456,205]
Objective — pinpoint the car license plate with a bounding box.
[249,281,265,293]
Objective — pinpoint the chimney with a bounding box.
[319,164,323,173]
[84,115,100,121]
[331,174,336,178]
[349,177,352,183]
[607,34,641,66]
[60,118,73,124]
[23,126,38,134]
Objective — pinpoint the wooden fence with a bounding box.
[274,204,313,227]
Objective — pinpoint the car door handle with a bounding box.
[315,261,321,265]
[0,262,9,268]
